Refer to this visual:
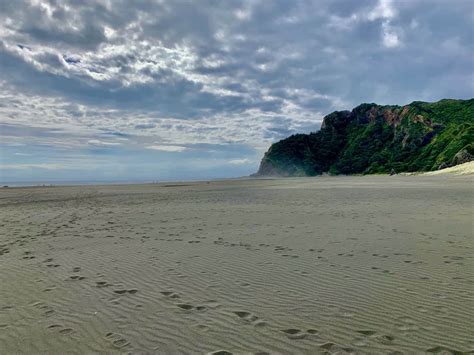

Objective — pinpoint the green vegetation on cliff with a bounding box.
[256,99,474,176]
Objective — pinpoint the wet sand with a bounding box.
[0,175,473,354]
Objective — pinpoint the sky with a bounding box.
[0,0,473,183]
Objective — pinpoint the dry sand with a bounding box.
[422,161,474,176]
[0,175,473,354]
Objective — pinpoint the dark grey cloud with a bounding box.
[1,0,472,114]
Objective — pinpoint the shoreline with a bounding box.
[3,161,472,189]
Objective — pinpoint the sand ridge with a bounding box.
[0,175,473,354]
[422,161,474,176]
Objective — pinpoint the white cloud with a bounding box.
[367,0,396,21]
[382,22,401,48]
[1,163,66,170]
[328,0,402,49]
[228,158,252,165]
[87,139,121,147]
[367,0,402,48]
[235,9,251,21]
[146,145,188,152]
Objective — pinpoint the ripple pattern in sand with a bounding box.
[0,177,473,354]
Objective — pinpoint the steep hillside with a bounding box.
[256,99,474,176]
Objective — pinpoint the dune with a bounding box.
[422,161,474,176]
[0,175,472,354]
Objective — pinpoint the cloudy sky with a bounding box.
[0,0,473,183]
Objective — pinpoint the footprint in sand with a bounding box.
[113,289,138,295]
[426,345,464,354]
[0,245,10,255]
[374,334,395,345]
[249,320,266,328]
[319,342,335,350]
[177,304,194,310]
[356,330,395,344]
[37,304,55,317]
[396,316,419,332]
[96,281,111,288]
[176,303,207,312]
[105,332,130,348]
[59,328,74,335]
[160,291,180,299]
[109,297,121,305]
[233,311,259,323]
[357,330,376,336]
[281,328,307,340]
[207,351,233,355]
[22,251,35,259]
[46,264,61,268]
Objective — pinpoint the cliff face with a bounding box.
[256,99,474,176]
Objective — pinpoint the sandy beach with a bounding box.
[0,175,472,354]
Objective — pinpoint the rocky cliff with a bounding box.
[256,99,473,176]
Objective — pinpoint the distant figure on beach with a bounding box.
[390,168,396,176]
